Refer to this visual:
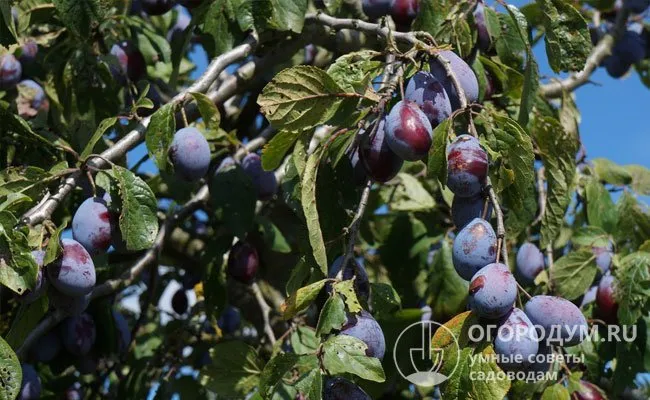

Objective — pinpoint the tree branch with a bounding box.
[251,282,276,345]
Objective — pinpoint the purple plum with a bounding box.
[61,313,97,356]
[47,238,96,297]
[494,308,539,371]
[328,255,370,303]
[452,218,497,280]
[452,195,491,229]
[362,0,391,19]
[19,40,38,64]
[390,0,419,29]
[468,263,517,319]
[596,274,618,323]
[227,241,259,284]
[404,71,452,128]
[385,100,433,161]
[430,50,479,109]
[340,310,386,360]
[29,331,61,363]
[474,1,491,52]
[218,305,241,334]
[516,243,545,284]
[110,41,146,82]
[19,363,41,400]
[358,118,403,183]
[0,54,22,89]
[524,295,588,347]
[72,197,115,255]
[447,135,488,198]
[141,0,174,15]
[49,289,91,316]
[169,127,211,181]
[242,153,278,200]
[323,377,371,400]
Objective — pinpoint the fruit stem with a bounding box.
[516,281,532,300]
[342,179,373,271]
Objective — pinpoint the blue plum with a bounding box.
[592,244,613,274]
[580,285,598,308]
[29,331,61,363]
[19,363,41,400]
[494,308,539,371]
[358,119,403,183]
[447,135,488,198]
[385,100,433,161]
[452,194,491,229]
[72,197,115,255]
[604,56,631,78]
[171,288,189,315]
[170,127,211,181]
[624,0,650,13]
[113,309,131,353]
[110,41,146,82]
[20,250,47,303]
[524,295,588,347]
[218,305,241,334]
[340,310,386,360]
[328,255,370,303]
[604,25,646,78]
[573,380,606,400]
[141,0,174,15]
[49,289,91,316]
[19,40,38,64]
[61,313,97,356]
[0,54,22,89]
[242,153,278,200]
[390,0,419,29]
[516,243,545,284]
[474,2,491,52]
[468,263,516,319]
[47,238,96,297]
[452,218,497,280]
[430,50,479,109]
[362,0,391,19]
[596,274,618,323]
[323,377,371,400]
[404,71,452,128]
[227,241,259,284]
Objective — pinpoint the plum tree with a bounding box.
[524,295,588,346]
[72,196,115,255]
[328,255,370,302]
[169,127,211,181]
[172,288,189,315]
[227,241,259,284]
[624,0,650,13]
[113,309,131,353]
[572,380,606,400]
[447,135,488,198]
[358,119,403,183]
[362,0,391,19]
[516,243,545,284]
[340,310,386,360]
[19,250,46,303]
[218,305,241,334]
[474,1,491,52]
[451,195,491,229]
[141,0,175,15]
[49,289,91,316]
[390,0,419,29]
[452,218,497,280]
[596,274,618,323]
[468,263,517,319]
[29,331,61,363]
[323,377,371,400]
[19,363,41,400]
[242,153,278,200]
[61,313,97,356]
[493,308,539,371]
[110,41,147,82]
[0,54,22,89]
[385,100,433,161]
[429,50,479,109]
[404,71,452,128]
[47,238,96,297]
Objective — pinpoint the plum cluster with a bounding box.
[215,154,278,199]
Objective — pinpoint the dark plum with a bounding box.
[323,377,371,400]
[430,50,479,109]
[474,1,491,52]
[216,156,237,173]
[390,0,419,28]
[452,195,491,229]
[385,100,433,161]
[624,0,650,13]
[404,71,452,128]
[592,244,612,274]
[16,80,49,118]
[227,241,259,284]
[19,40,38,63]
[49,289,91,316]
[61,313,97,356]
[604,56,631,78]
[604,25,646,78]
[452,218,497,280]
[328,255,370,303]
[468,263,516,319]
[362,0,391,19]
[516,243,545,284]
[358,119,403,183]
[110,41,147,82]
[171,288,189,315]
[0,54,22,89]
[141,0,174,15]
[347,147,368,186]
[20,250,47,303]
[179,0,205,8]
[494,308,539,371]
[47,238,96,297]
[29,331,61,362]
[218,305,241,334]
[242,153,278,200]
[596,274,618,323]
[167,11,191,43]
[580,285,598,308]
[573,380,606,400]
[524,295,588,346]
[72,196,115,255]
[169,127,211,181]
[447,135,488,198]
[340,310,386,359]
[113,309,131,353]
[19,363,41,400]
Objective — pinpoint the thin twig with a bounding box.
[532,167,546,226]
[251,282,276,345]
[340,180,373,276]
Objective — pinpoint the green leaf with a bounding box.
[542,383,570,400]
[251,0,308,33]
[321,335,386,382]
[533,116,579,247]
[412,0,447,34]
[44,221,65,266]
[290,326,319,355]
[112,166,159,251]
[190,92,221,129]
[616,252,650,325]
[210,165,257,238]
[81,117,117,160]
[261,130,302,171]
[615,192,650,248]
[0,2,17,45]
[0,211,38,295]
[5,296,48,349]
[384,173,435,211]
[203,0,242,56]
[333,279,362,314]
[145,103,177,173]
[572,226,611,248]
[301,147,328,275]
[625,164,650,195]
[259,66,364,132]
[282,279,328,319]
[585,178,617,234]
[258,217,291,253]
[370,283,402,318]
[316,294,346,336]
[293,369,322,399]
[0,335,21,400]
[550,250,598,300]
[427,241,469,321]
[326,50,383,94]
[539,0,592,73]
[200,341,262,396]
[258,353,300,398]
[592,158,633,186]
[53,0,106,38]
